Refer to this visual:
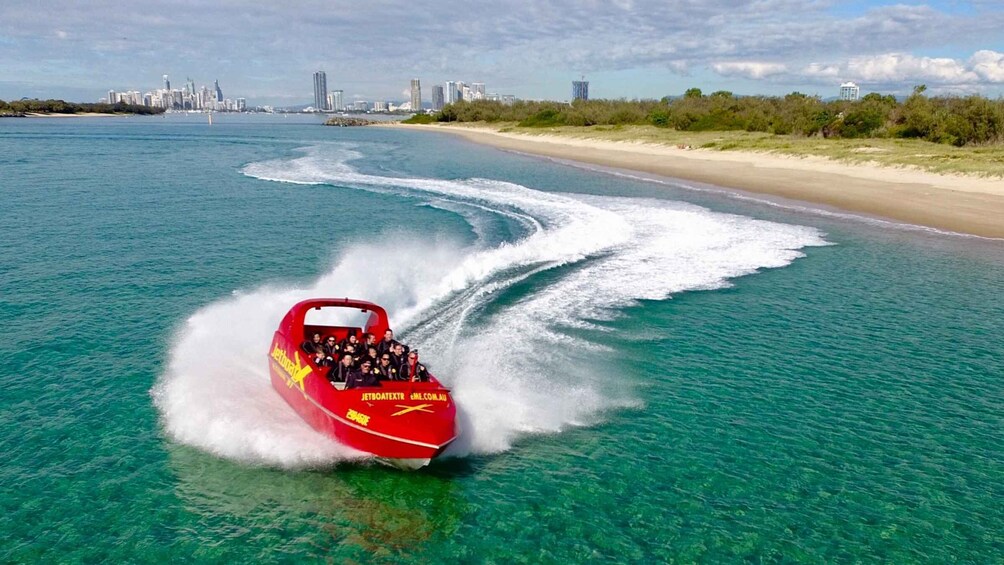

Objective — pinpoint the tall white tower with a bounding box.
[410,79,422,111]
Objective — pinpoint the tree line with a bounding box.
[409,87,1004,147]
[0,98,166,117]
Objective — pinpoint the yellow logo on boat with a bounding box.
[270,344,312,391]
[346,408,371,426]
[361,392,406,401]
[391,404,435,416]
[410,392,448,402]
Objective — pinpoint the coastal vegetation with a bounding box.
[421,87,1004,148]
[488,125,1004,177]
[402,113,436,124]
[0,98,165,117]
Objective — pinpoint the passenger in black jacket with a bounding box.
[362,333,377,352]
[362,346,379,366]
[327,355,355,384]
[403,350,430,382]
[322,336,340,357]
[345,360,380,389]
[301,333,323,354]
[373,353,399,381]
[376,329,399,357]
[388,343,407,374]
[339,334,360,355]
[340,343,359,365]
[312,349,334,368]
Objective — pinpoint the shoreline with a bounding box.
[21,112,120,118]
[385,123,1004,239]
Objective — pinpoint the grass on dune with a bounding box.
[458,123,1004,178]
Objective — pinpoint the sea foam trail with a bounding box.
[153,144,828,468]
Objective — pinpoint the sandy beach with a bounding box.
[388,123,1004,238]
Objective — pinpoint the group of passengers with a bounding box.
[302,329,429,389]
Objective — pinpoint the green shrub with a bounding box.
[402,113,435,124]
[648,109,670,127]
[425,89,1004,146]
[518,108,565,127]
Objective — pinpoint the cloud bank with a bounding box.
[0,1,1002,102]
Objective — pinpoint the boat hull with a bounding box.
[270,369,456,462]
[267,303,458,468]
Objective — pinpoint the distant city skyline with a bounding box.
[3,1,1004,105]
[103,74,246,111]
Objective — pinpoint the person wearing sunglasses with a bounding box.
[345,359,380,389]
[322,336,340,357]
[405,350,430,383]
[373,354,399,381]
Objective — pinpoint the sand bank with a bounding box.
[388,123,1004,238]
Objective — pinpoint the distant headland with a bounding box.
[323,116,379,127]
[0,99,165,118]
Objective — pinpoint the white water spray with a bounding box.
[153,144,827,468]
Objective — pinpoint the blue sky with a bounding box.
[1,1,1003,105]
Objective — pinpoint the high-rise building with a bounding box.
[313,71,329,111]
[201,85,211,109]
[214,79,223,102]
[572,79,589,101]
[410,79,422,111]
[432,85,445,111]
[331,90,344,111]
[163,75,170,90]
[445,81,459,104]
[472,82,486,100]
[839,81,860,101]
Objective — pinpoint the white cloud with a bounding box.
[711,61,787,79]
[848,53,975,83]
[803,63,840,79]
[1,0,1004,101]
[666,60,690,74]
[970,50,1004,82]
[802,51,1004,89]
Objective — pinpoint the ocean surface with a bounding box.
[1,114,1001,563]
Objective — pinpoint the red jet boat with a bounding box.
[269,298,458,470]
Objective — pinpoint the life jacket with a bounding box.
[328,363,353,383]
[407,354,429,382]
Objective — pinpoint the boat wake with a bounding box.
[152,144,828,469]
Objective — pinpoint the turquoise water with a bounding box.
[1,114,1002,563]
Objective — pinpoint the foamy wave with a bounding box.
[153,144,827,468]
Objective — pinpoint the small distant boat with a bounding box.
[269,298,459,470]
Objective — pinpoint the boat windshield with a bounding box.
[304,306,372,329]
